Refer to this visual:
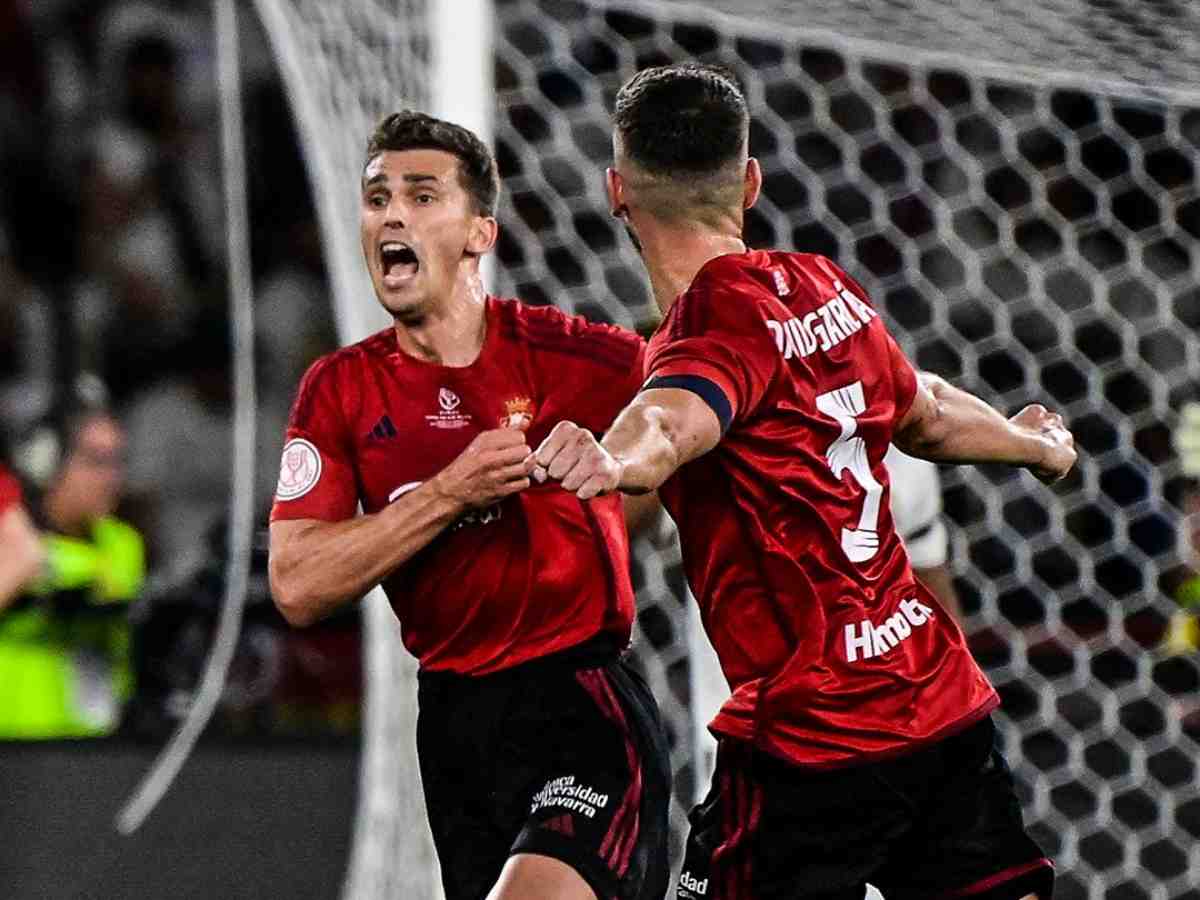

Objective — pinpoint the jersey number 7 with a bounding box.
[815,381,883,563]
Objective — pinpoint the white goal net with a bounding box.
[256,1,1200,898]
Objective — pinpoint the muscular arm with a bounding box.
[270,429,531,627]
[0,504,44,611]
[531,388,722,500]
[895,372,1075,482]
[269,484,463,627]
[605,388,722,493]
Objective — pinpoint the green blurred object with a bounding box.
[28,516,144,603]
[0,517,142,739]
[1176,403,1200,476]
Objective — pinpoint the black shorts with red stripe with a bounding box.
[677,716,1053,900]
[416,634,672,900]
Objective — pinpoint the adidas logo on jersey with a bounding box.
[844,598,935,663]
[365,414,398,441]
[679,871,709,896]
[766,280,877,361]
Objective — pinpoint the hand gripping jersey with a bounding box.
[271,297,645,675]
[645,251,997,768]
[0,465,21,512]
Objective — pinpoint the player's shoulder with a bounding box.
[494,295,644,371]
[667,250,790,335]
[290,327,394,421]
[298,327,391,387]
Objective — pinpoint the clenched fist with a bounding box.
[1010,404,1076,484]
[527,421,624,500]
[433,429,532,509]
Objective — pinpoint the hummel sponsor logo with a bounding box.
[365,414,398,441]
[844,598,935,663]
[679,871,709,896]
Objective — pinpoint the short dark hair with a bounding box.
[613,63,749,175]
[365,110,500,216]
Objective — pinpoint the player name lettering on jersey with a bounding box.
[766,280,878,361]
[843,598,935,663]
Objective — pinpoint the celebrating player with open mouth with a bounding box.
[268,111,670,900]
[531,63,1076,900]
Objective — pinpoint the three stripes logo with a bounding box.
[365,415,398,442]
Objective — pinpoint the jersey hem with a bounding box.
[713,690,1000,771]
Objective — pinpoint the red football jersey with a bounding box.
[646,250,997,768]
[0,464,21,513]
[271,297,645,675]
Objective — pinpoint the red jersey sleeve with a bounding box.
[0,465,22,513]
[645,275,779,429]
[514,302,647,435]
[270,355,359,522]
[569,323,646,435]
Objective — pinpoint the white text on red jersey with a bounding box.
[766,280,877,360]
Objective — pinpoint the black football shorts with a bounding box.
[677,715,1053,900]
[416,635,672,900]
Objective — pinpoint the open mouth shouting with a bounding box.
[380,241,419,288]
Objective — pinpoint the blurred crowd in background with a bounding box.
[0,0,352,740]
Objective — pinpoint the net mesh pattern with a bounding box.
[493,2,1200,896]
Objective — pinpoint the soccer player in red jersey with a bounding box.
[268,111,669,900]
[531,64,1076,900]
[0,462,44,609]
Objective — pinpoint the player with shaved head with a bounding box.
[532,63,1075,900]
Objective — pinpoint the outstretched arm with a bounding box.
[529,388,722,500]
[895,372,1076,483]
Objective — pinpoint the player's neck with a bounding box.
[392,274,488,367]
[639,224,746,315]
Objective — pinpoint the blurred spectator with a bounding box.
[64,4,220,403]
[125,518,361,739]
[0,221,58,441]
[0,377,144,738]
[255,216,338,459]
[884,445,964,622]
[1164,406,1200,654]
[122,322,232,585]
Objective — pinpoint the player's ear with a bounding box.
[606,168,627,218]
[466,215,498,256]
[744,157,763,211]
